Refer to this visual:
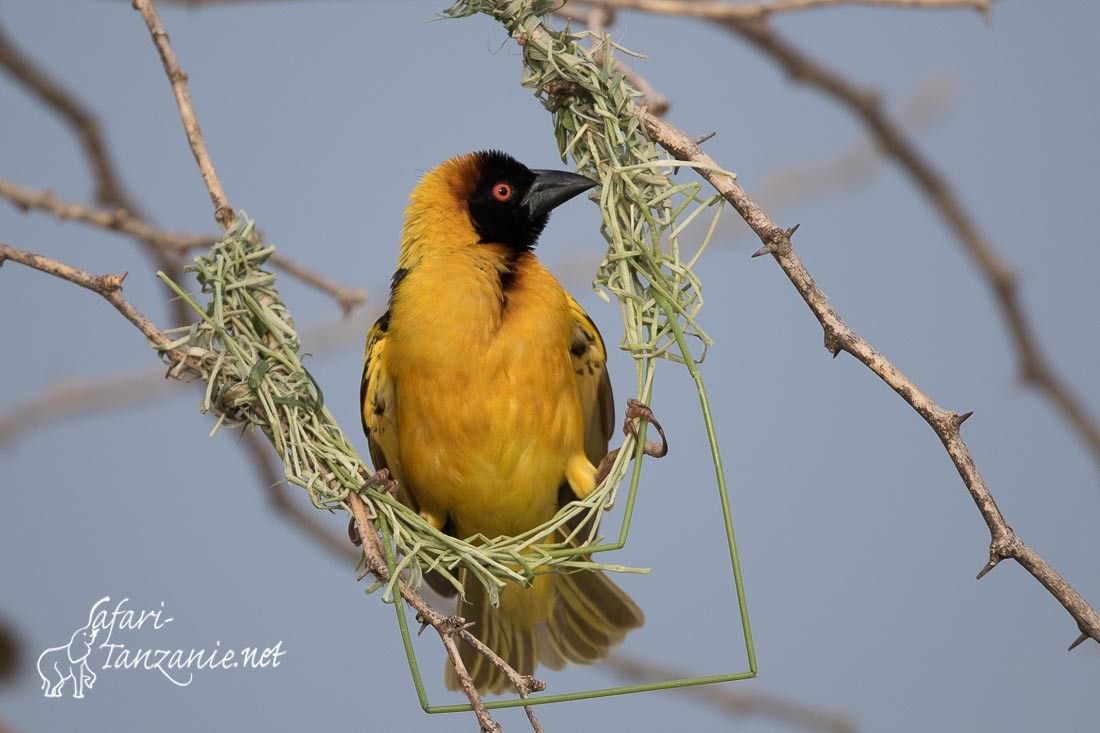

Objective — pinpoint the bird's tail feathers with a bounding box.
[445,564,643,694]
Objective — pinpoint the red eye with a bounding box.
[492,182,513,202]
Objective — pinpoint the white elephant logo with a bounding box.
[37,601,105,699]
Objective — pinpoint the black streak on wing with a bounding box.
[390,267,409,297]
[376,309,391,333]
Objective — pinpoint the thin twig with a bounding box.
[608,656,857,733]
[237,428,364,561]
[636,106,1100,650]
[711,17,1100,477]
[0,368,176,446]
[0,178,367,313]
[0,338,363,571]
[0,23,142,215]
[751,75,955,216]
[0,178,210,250]
[0,242,189,368]
[0,619,18,684]
[132,0,234,229]
[264,250,366,315]
[0,19,193,328]
[1,11,361,580]
[0,310,377,447]
[573,0,990,21]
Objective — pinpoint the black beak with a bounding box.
[522,169,597,218]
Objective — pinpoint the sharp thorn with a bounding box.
[957,410,975,426]
[1067,632,1090,651]
[751,244,772,258]
[693,131,717,145]
[786,223,801,237]
[976,557,998,580]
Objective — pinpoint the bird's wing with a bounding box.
[360,312,414,509]
[362,312,458,598]
[567,295,615,467]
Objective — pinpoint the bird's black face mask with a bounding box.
[467,150,596,252]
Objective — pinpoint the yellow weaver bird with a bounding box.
[360,150,643,693]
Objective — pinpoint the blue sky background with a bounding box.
[1,1,1097,731]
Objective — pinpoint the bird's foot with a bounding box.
[623,399,668,458]
[593,399,669,486]
[362,467,400,497]
[348,468,400,546]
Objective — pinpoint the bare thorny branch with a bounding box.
[132,0,234,230]
[711,14,1100,479]
[0,179,367,314]
[0,367,174,447]
[0,24,139,215]
[607,656,856,733]
[636,107,1100,649]
[0,8,361,625]
[0,242,186,366]
[0,19,194,328]
[0,14,366,602]
[0,19,365,316]
[0,309,378,447]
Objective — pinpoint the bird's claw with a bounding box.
[623,398,668,459]
[361,467,400,498]
[348,468,400,546]
[593,399,669,485]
